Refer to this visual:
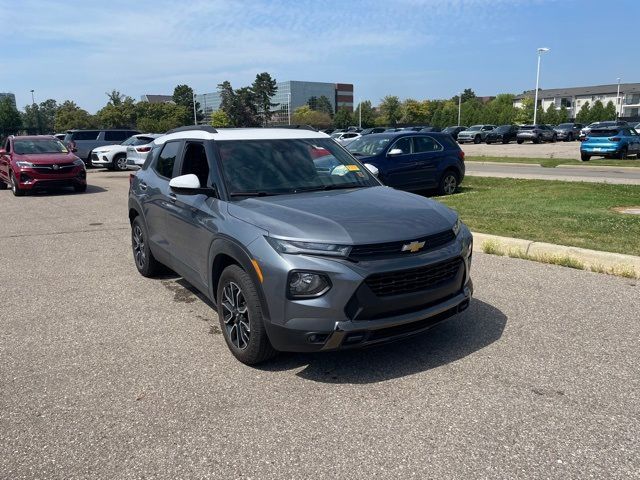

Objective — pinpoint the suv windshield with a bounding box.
[467,126,482,131]
[347,136,391,156]
[589,129,619,137]
[217,138,378,197]
[495,125,511,132]
[14,139,69,155]
[557,123,573,128]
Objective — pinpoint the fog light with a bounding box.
[288,271,331,299]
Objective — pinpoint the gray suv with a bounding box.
[456,125,496,144]
[128,126,474,364]
[64,129,140,166]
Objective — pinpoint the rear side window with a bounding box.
[142,145,161,170]
[589,129,618,137]
[413,136,443,153]
[72,131,100,141]
[104,131,130,142]
[153,142,180,178]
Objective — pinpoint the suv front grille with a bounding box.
[365,257,463,297]
[32,164,75,174]
[349,229,455,260]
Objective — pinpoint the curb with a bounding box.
[557,164,640,171]
[472,232,640,278]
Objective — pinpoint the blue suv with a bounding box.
[580,126,640,161]
[345,132,465,195]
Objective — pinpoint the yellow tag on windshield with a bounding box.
[346,165,360,172]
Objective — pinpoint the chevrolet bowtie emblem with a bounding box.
[402,240,426,253]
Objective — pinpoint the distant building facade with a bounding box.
[513,83,640,120]
[194,80,354,124]
[140,94,174,104]
[0,92,17,108]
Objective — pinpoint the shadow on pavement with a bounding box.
[258,299,506,384]
[26,184,108,196]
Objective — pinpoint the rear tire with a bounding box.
[580,153,590,162]
[533,136,541,144]
[567,133,574,142]
[517,139,524,144]
[486,140,492,145]
[438,170,459,195]
[0,178,7,190]
[217,265,277,365]
[551,134,557,143]
[74,183,87,193]
[131,216,162,277]
[617,147,628,160]
[9,171,25,196]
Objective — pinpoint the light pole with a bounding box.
[533,47,550,125]
[192,93,198,125]
[30,89,35,105]
[457,92,462,126]
[616,77,621,120]
[287,93,291,126]
[358,98,362,129]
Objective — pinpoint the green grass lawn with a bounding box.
[466,156,640,168]
[437,177,640,256]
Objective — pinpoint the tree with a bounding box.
[543,103,559,125]
[251,72,278,126]
[55,101,96,131]
[379,96,402,126]
[575,102,591,124]
[307,96,319,111]
[589,100,606,123]
[135,102,190,132]
[401,99,430,124]
[460,88,477,103]
[604,101,616,121]
[481,94,516,125]
[97,92,137,128]
[515,97,534,124]
[22,104,42,133]
[210,110,231,128]
[173,84,202,123]
[557,106,569,124]
[0,97,22,137]
[292,105,332,128]
[333,108,354,129]
[316,96,334,117]
[353,100,377,128]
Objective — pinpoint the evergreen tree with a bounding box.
[604,101,616,121]
[333,108,354,129]
[589,100,606,123]
[251,72,278,125]
[379,96,402,126]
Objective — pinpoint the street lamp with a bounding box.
[358,97,362,129]
[287,92,291,126]
[192,93,198,125]
[616,77,621,120]
[30,89,35,105]
[532,47,550,125]
[457,92,462,126]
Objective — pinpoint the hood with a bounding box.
[93,144,124,154]
[228,186,456,244]
[15,152,77,164]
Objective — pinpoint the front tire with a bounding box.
[0,178,7,190]
[473,135,481,144]
[114,154,128,171]
[9,171,25,196]
[580,153,590,162]
[74,183,87,193]
[217,265,277,365]
[551,134,557,143]
[131,216,162,277]
[517,139,524,144]
[438,170,459,195]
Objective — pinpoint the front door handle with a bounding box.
[139,181,147,190]
[168,193,177,203]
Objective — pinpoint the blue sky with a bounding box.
[2,0,639,112]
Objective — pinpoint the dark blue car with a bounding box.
[345,132,465,195]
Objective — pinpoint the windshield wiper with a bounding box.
[350,152,364,156]
[294,184,364,193]
[229,191,278,197]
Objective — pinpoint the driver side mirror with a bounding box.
[169,174,217,197]
[387,148,404,156]
[0,149,6,156]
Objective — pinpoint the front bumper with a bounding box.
[14,166,86,190]
[257,230,474,353]
[126,158,143,170]
[90,152,114,167]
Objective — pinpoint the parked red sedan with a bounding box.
[0,135,87,196]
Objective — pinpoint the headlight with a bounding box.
[288,271,331,299]
[16,161,35,168]
[452,217,462,236]
[73,159,85,168]
[266,237,351,257]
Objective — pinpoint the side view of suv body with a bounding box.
[128,127,473,364]
[64,129,140,166]
[516,124,557,144]
[553,123,583,141]
[456,125,496,144]
[485,125,519,144]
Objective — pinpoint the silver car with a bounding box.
[456,125,496,144]
[64,129,140,167]
[128,126,473,364]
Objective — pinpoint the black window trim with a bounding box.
[152,140,184,180]
[388,136,414,156]
[176,140,213,188]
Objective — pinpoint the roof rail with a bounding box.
[165,125,218,135]
[273,124,318,132]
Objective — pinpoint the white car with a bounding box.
[125,134,164,170]
[91,134,160,171]
[330,131,361,146]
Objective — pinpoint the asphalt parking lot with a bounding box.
[1,170,639,479]
[462,141,582,159]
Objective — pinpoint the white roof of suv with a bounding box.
[155,128,329,145]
